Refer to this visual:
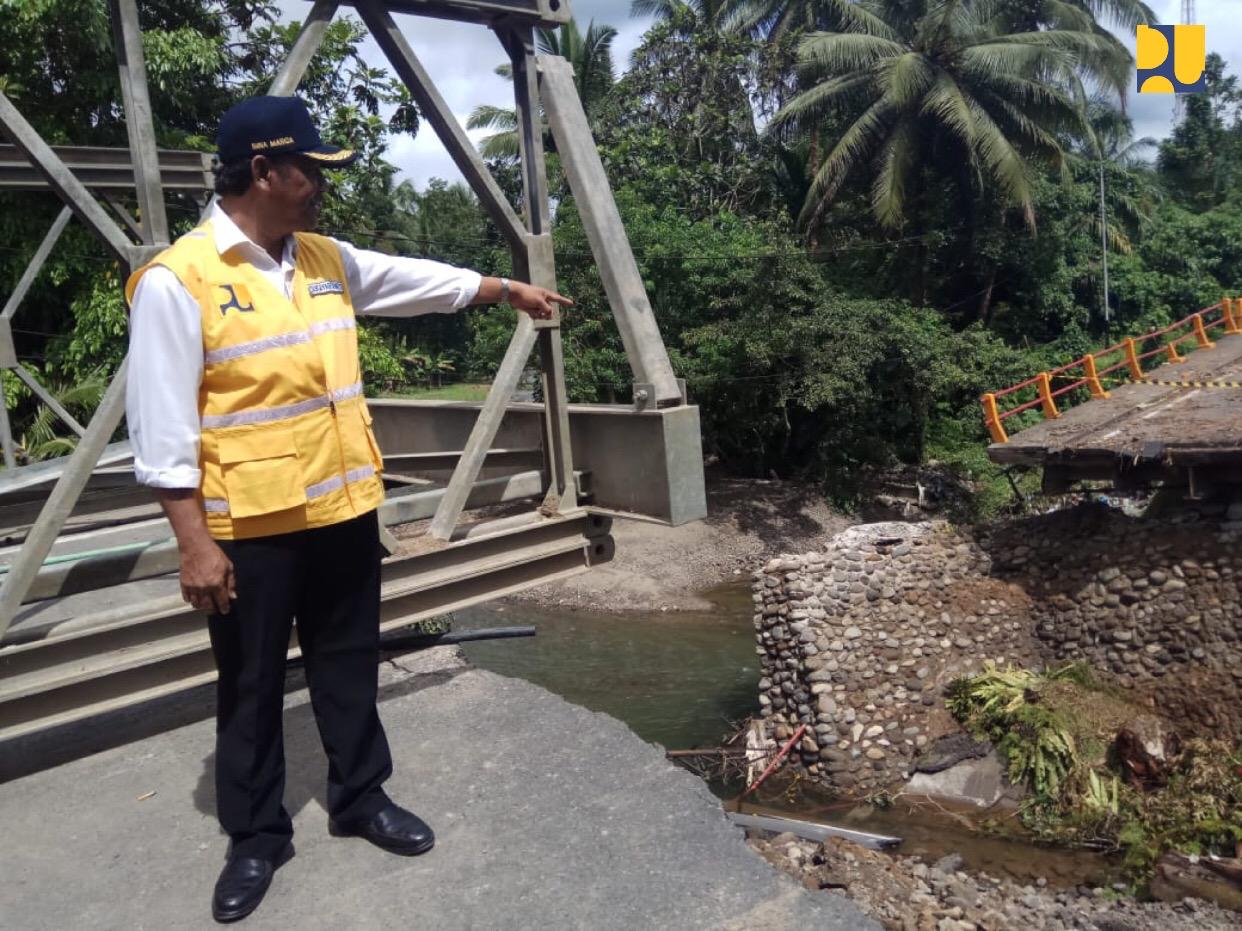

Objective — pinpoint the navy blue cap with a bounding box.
[216,96,357,166]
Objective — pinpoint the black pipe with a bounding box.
[286,626,536,672]
[377,625,536,653]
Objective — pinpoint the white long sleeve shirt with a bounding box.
[125,203,482,489]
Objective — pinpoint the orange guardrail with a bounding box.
[981,299,1236,444]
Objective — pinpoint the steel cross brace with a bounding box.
[0,0,166,641]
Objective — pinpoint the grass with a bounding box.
[382,383,492,402]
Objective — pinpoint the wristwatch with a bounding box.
[499,276,510,305]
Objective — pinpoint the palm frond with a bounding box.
[919,73,979,151]
[967,98,1037,227]
[1075,0,1155,29]
[772,73,873,129]
[467,105,518,132]
[797,31,905,74]
[877,52,935,111]
[871,114,918,228]
[799,95,895,227]
[1040,0,1096,31]
[818,0,899,39]
[630,0,682,20]
[477,131,522,160]
[971,27,1121,57]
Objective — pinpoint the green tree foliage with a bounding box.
[597,14,786,217]
[949,663,1242,888]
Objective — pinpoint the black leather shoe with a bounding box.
[211,843,293,923]
[329,802,435,856]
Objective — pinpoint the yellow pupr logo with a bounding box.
[1137,24,1206,95]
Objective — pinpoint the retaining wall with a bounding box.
[752,505,1242,793]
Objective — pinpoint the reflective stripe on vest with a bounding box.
[203,315,356,365]
[204,463,377,514]
[201,380,363,429]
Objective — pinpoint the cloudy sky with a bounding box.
[278,0,1240,187]
[276,0,646,187]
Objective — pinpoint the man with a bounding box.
[125,96,569,923]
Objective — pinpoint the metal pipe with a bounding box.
[1099,161,1110,326]
[287,626,538,668]
[376,625,536,652]
[726,812,902,851]
[0,538,169,573]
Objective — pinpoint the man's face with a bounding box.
[259,154,327,231]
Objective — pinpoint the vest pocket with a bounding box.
[217,429,307,518]
[360,405,385,474]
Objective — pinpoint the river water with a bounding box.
[455,582,760,751]
[455,582,1119,886]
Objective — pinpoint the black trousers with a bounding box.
[207,511,393,859]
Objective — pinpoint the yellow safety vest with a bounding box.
[126,221,385,540]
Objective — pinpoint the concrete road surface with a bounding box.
[0,648,876,930]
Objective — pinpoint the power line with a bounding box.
[158,196,976,262]
[0,220,974,268]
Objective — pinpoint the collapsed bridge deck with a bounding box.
[988,331,1242,494]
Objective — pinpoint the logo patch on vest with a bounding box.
[217,284,255,316]
[308,279,345,297]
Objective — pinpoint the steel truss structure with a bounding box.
[0,0,705,747]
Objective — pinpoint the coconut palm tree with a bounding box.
[630,0,738,31]
[467,19,618,160]
[1073,97,1159,322]
[774,0,1115,231]
[1081,97,1157,167]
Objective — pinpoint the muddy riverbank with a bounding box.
[506,477,851,612]
[750,832,1237,931]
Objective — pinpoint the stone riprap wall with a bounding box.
[984,504,1242,736]
[753,521,1039,792]
[752,506,1242,794]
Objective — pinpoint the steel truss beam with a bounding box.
[0,0,169,639]
[0,0,704,711]
[539,56,682,405]
[0,144,213,192]
[338,0,569,28]
[2,466,588,608]
[0,512,612,743]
